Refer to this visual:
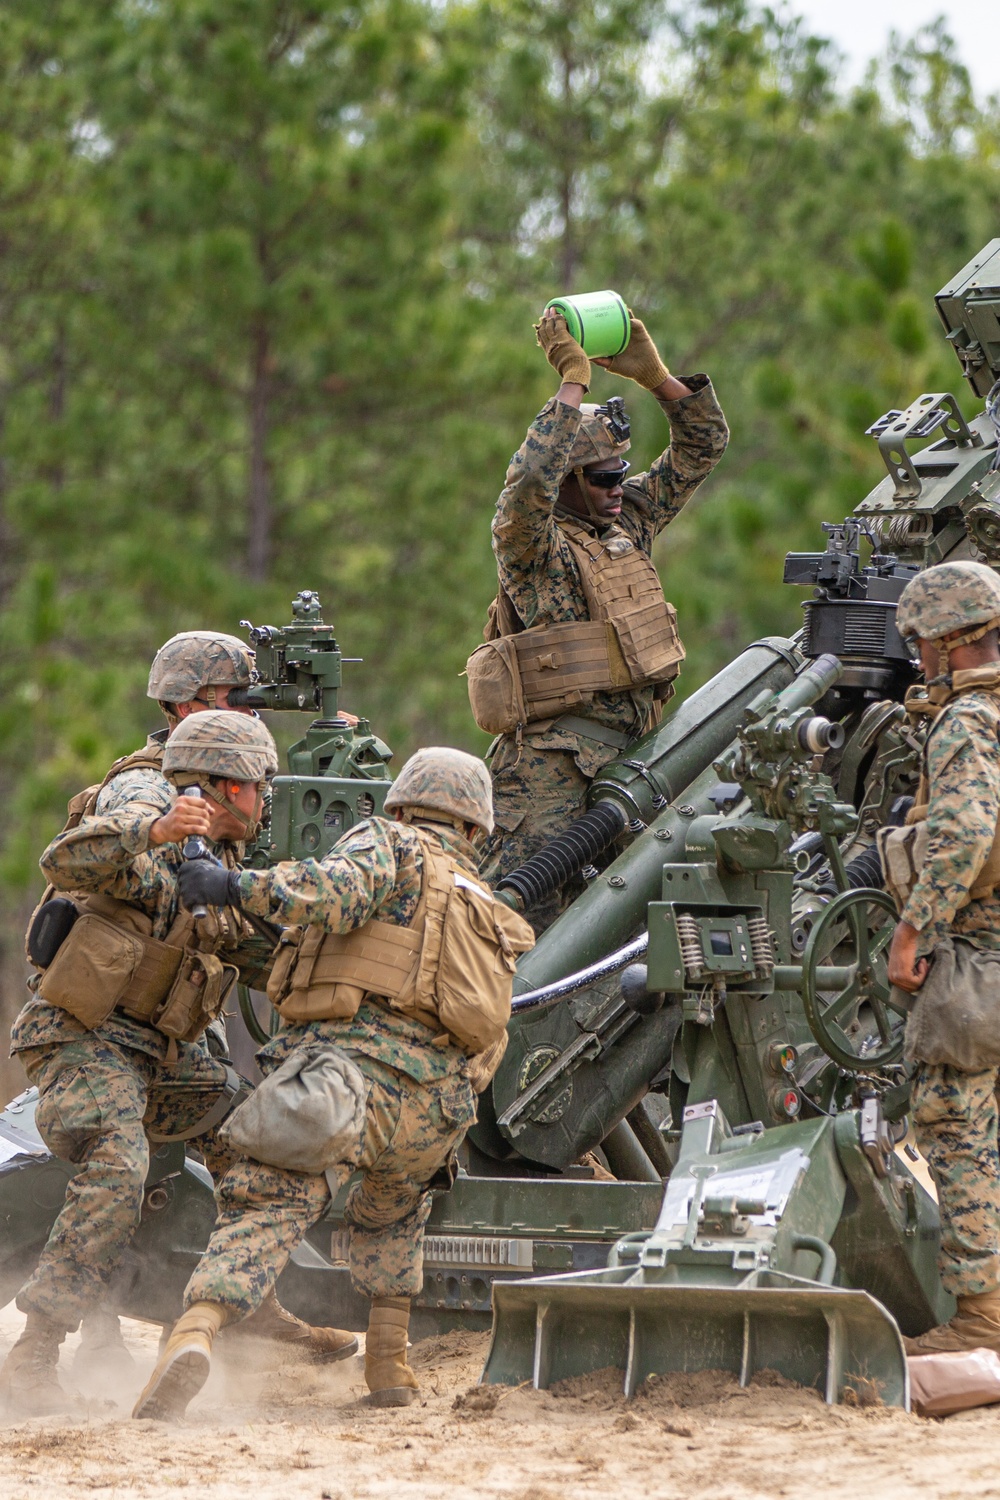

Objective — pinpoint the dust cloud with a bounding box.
[3,1303,1000,1499]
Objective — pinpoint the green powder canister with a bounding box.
[543,290,631,358]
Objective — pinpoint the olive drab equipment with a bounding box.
[267,825,534,1052]
[466,517,684,735]
[878,665,1000,911]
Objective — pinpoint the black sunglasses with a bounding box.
[585,462,630,490]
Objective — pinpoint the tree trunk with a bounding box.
[558,42,576,289]
[247,318,272,581]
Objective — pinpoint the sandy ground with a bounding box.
[3,1304,1000,1499]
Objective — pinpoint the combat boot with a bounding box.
[904,1288,1000,1356]
[132,1302,227,1421]
[364,1296,420,1407]
[0,1311,74,1417]
[223,1289,358,1362]
[73,1308,137,1384]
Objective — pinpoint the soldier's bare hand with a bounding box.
[149,798,213,846]
[887,920,929,992]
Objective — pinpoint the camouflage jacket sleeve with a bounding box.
[95,766,174,818]
[618,376,729,554]
[492,397,583,619]
[40,807,180,909]
[901,699,1000,935]
[238,819,400,931]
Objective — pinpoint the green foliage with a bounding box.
[0,0,998,968]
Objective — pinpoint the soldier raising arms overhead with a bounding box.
[469,308,729,932]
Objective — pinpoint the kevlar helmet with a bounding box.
[163,711,279,785]
[384,747,494,834]
[148,632,254,706]
[566,398,632,471]
[896,562,1000,651]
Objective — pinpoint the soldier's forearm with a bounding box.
[39,811,161,887]
[636,376,729,532]
[238,861,380,931]
[652,374,694,402]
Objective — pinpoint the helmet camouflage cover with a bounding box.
[567,402,632,471]
[896,561,1000,644]
[148,631,254,704]
[384,746,494,834]
[162,710,279,785]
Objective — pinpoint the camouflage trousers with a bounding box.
[184,1054,475,1318]
[479,743,593,934]
[17,1036,234,1330]
[911,1062,1000,1297]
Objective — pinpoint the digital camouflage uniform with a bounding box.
[902,690,1000,1298]
[480,380,728,930]
[183,817,478,1318]
[9,760,269,1330]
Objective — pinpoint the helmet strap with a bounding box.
[929,616,1000,688]
[400,806,467,835]
[572,466,603,524]
[172,772,265,840]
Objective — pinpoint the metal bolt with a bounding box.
[607,875,626,888]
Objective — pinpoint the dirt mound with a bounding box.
[2,1305,1000,1499]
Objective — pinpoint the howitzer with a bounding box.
[4,240,1000,1380]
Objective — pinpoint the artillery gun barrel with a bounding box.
[761,651,842,719]
[509,637,802,994]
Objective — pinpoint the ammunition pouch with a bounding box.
[877,821,930,913]
[31,892,237,1042]
[268,921,422,1024]
[464,1031,509,1094]
[139,951,238,1042]
[466,520,683,734]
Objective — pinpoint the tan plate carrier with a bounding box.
[466,518,685,735]
[267,826,534,1055]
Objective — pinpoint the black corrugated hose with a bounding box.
[497,801,627,911]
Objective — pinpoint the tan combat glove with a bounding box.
[535,311,591,390]
[595,315,670,391]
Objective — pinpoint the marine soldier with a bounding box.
[132,747,533,1420]
[885,561,1000,1354]
[469,309,729,931]
[0,711,353,1417]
